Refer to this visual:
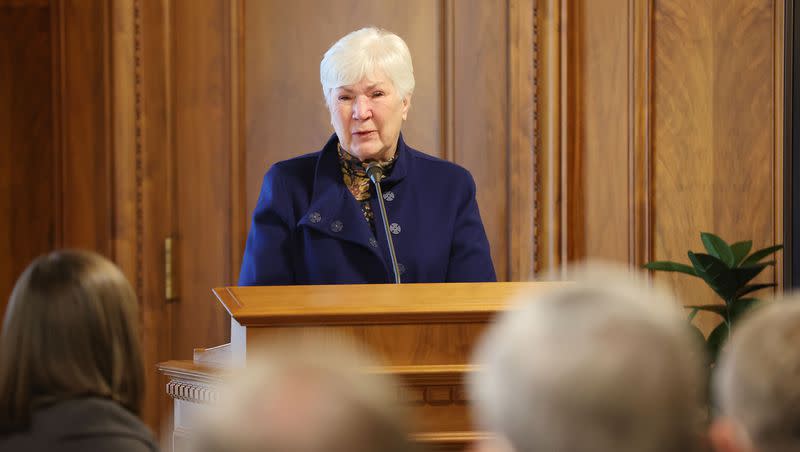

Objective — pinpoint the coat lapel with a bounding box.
[297,135,381,253]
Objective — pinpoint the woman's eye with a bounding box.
[372,91,385,97]
[338,95,352,101]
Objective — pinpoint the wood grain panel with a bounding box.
[171,0,232,356]
[247,323,488,366]
[136,0,178,432]
[569,0,631,263]
[0,2,56,318]
[243,0,442,220]
[653,0,778,330]
[59,0,113,254]
[453,0,509,280]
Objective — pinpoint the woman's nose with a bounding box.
[352,96,372,120]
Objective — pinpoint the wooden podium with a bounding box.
[158,281,560,451]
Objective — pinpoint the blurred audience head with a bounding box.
[199,335,413,452]
[469,263,706,452]
[0,249,144,432]
[710,297,800,452]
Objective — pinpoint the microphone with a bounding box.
[365,162,401,284]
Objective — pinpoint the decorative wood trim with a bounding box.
[442,0,455,162]
[411,431,490,445]
[166,0,178,302]
[402,385,468,405]
[166,380,219,404]
[507,0,537,280]
[532,0,540,275]
[628,0,653,267]
[53,0,66,248]
[373,364,475,386]
[133,0,144,300]
[775,0,785,290]
[536,0,566,275]
[238,311,496,327]
[562,0,582,263]
[229,0,246,284]
[102,0,114,254]
[160,360,474,406]
[157,360,228,383]
[784,0,795,288]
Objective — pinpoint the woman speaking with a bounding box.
[239,27,496,285]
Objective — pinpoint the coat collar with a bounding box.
[296,133,411,253]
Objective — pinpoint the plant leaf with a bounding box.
[736,283,776,298]
[740,245,784,267]
[730,240,752,267]
[729,298,760,324]
[685,304,727,317]
[701,232,735,267]
[747,260,776,267]
[707,321,730,365]
[730,264,769,291]
[643,261,697,276]
[688,252,740,302]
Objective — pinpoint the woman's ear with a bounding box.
[401,96,411,121]
[708,418,753,452]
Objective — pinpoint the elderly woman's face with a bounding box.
[329,73,410,162]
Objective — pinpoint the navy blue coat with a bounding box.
[238,134,496,285]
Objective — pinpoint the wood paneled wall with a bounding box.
[0,0,787,439]
[1,0,116,314]
[652,0,782,329]
[0,2,56,317]
[551,0,785,331]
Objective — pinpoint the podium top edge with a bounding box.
[212,281,568,326]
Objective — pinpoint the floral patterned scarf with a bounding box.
[337,143,398,227]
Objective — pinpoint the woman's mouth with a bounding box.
[352,130,377,138]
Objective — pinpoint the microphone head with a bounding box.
[365,162,384,183]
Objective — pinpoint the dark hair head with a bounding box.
[0,249,144,431]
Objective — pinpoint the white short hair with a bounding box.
[714,297,800,451]
[320,27,415,106]
[469,266,706,452]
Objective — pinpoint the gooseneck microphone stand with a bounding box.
[366,163,401,284]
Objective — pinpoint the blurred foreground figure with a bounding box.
[710,298,800,452]
[0,250,157,452]
[198,336,414,452]
[469,265,707,452]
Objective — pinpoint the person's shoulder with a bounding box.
[269,150,321,177]
[406,146,474,184]
[29,398,157,451]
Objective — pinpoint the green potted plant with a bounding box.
[644,232,782,363]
